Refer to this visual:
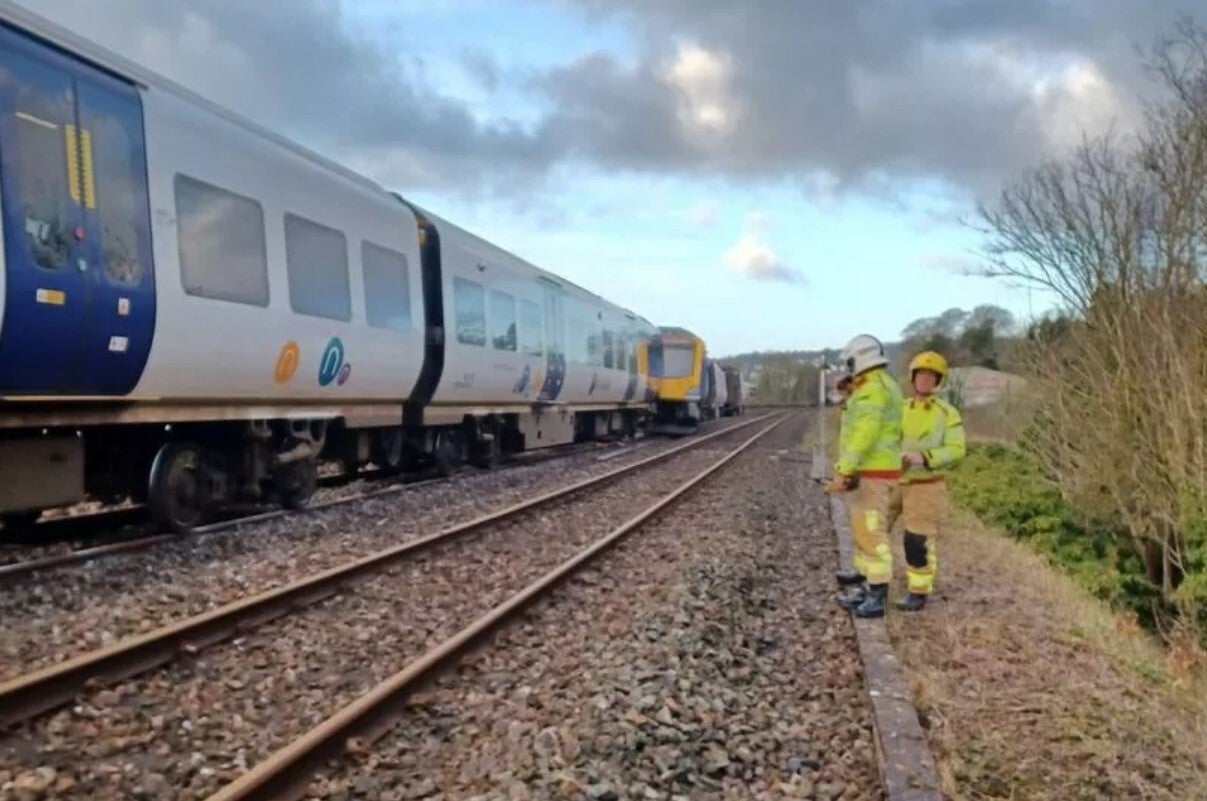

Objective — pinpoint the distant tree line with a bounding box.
[897,304,1017,371]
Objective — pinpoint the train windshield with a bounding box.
[652,342,695,378]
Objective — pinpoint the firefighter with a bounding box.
[894,350,966,611]
[827,334,903,618]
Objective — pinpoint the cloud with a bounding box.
[18,0,1204,202]
[17,0,557,191]
[540,0,1200,197]
[916,253,982,276]
[723,221,803,284]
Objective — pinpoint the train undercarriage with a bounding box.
[0,405,647,537]
[647,400,701,437]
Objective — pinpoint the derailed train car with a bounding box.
[0,3,659,533]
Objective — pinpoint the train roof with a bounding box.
[404,199,656,329]
[657,326,703,341]
[0,0,383,195]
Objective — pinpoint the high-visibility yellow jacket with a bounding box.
[901,395,966,484]
[836,367,903,478]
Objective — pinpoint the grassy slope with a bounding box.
[887,510,1207,800]
[817,405,1207,798]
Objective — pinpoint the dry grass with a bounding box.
[886,511,1207,800]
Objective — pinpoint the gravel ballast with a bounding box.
[0,420,792,800]
[302,411,882,800]
[0,420,748,679]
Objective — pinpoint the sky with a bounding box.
[16,0,1201,356]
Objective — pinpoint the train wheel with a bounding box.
[433,430,464,477]
[371,428,406,473]
[275,456,318,510]
[148,442,212,534]
[470,432,500,470]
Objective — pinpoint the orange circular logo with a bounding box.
[274,341,300,384]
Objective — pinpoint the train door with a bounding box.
[536,278,565,402]
[621,316,638,402]
[0,26,155,395]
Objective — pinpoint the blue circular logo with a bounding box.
[318,338,345,387]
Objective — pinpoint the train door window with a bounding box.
[587,326,603,367]
[10,63,74,270]
[489,289,517,351]
[603,331,615,369]
[519,299,543,356]
[453,277,486,346]
[176,175,269,306]
[78,88,143,286]
[285,213,350,321]
[362,241,411,331]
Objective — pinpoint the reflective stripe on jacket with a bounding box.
[901,395,966,484]
[836,367,904,478]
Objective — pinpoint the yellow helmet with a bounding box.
[909,350,948,384]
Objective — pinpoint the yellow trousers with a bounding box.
[847,478,894,586]
[891,479,949,595]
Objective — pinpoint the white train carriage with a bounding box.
[401,206,657,464]
[0,3,657,534]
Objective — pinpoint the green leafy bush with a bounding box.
[950,445,1163,627]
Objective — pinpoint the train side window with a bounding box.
[489,289,517,351]
[13,109,72,270]
[648,342,664,376]
[453,277,486,346]
[519,299,543,356]
[362,241,411,331]
[285,213,350,321]
[176,175,269,306]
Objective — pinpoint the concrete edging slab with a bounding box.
[828,493,944,801]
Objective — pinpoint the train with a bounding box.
[0,4,696,535]
[638,327,744,434]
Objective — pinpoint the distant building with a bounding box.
[946,366,1027,408]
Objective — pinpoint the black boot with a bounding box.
[853,584,887,618]
[835,568,864,586]
[836,583,867,610]
[896,593,927,612]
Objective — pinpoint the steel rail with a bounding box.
[206,412,791,801]
[0,413,772,729]
[0,434,655,583]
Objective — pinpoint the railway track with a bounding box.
[0,413,778,733]
[204,414,789,801]
[0,435,651,583]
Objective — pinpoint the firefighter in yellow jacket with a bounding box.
[893,350,966,611]
[828,334,903,618]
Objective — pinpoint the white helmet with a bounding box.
[840,334,888,376]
